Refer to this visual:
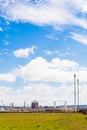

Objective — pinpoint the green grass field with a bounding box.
[0,113,87,130]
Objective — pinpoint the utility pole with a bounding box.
[74,74,77,112]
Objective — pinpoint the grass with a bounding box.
[0,113,87,129]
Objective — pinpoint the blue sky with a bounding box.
[0,0,87,106]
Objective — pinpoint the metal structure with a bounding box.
[24,101,26,108]
[74,74,77,112]
[64,101,67,112]
[54,101,56,108]
[57,100,67,111]
[31,100,39,109]
[77,78,79,111]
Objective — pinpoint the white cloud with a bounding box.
[13,46,37,58]
[0,48,9,56]
[0,27,3,31]
[78,68,87,82]
[44,50,59,55]
[3,40,9,45]
[0,57,87,105]
[0,73,16,82]
[15,57,79,83]
[1,0,87,29]
[13,56,87,83]
[46,34,59,41]
[44,50,76,57]
[0,82,87,106]
[71,33,87,45]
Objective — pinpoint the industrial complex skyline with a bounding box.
[0,0,87,106]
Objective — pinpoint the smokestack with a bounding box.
[74,74,77,112]
[64,101,67,112]
[54,101,56,108]
[24,101,26,108]
[77,79,79,111]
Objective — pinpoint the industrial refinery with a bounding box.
[0,74,86,113]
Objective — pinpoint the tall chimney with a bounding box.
[74,74,77,112]
[24,101,26,108]
[54,101,56,109]
[77,79,79,111]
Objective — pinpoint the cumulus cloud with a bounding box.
[1,0,87,29]
[13,56,87,83]
[0,73,16,82]
[13,46,37,58]
[0,56,87,105]
[71,32,87,45]
[0,83,87,106]
[0,84,74,106]
[14,57,79,83]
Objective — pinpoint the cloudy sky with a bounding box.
[0,0,87,106]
